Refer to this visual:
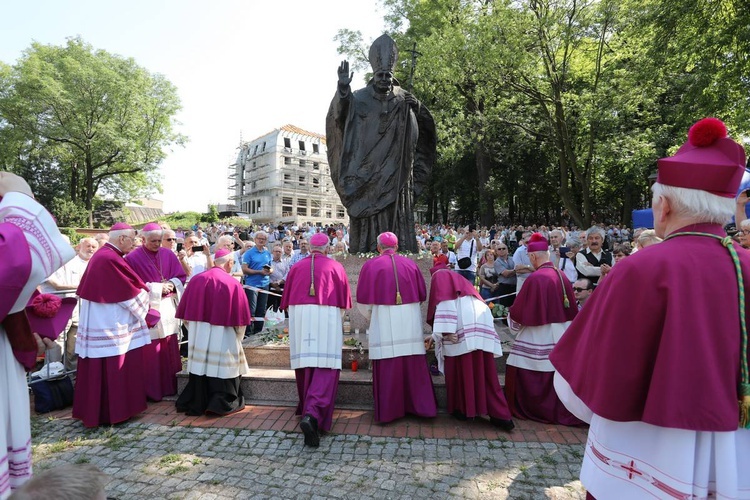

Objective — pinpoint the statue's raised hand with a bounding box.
[338,61,353,86]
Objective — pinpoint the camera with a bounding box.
[192,246,204,253]
[176,243,183,252]
[262,264,272,271]
[559,246,569,255]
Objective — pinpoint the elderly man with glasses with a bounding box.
[126,223,187,402]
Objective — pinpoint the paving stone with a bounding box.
[30,417,585,499]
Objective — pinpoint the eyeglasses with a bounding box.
[741,230,750,235]
[497,247,507,250]
[164,238,176,241]
[573,287,591,292]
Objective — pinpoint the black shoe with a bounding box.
[452,410,468,421]
[490,417,515,432]
[300,414,319,447]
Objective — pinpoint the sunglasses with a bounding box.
[164,238,176,241]
[573,287,591,292]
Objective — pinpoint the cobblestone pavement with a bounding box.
[31,415,586,499]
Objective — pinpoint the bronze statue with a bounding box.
[326,34,436,253]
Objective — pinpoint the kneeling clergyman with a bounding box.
[280,233,352,447]
[427,263,514,431]
[175,248,251,416]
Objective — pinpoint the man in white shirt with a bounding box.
[454,225,483,284]
[575,226,612,285]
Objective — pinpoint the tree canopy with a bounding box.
[337,0,750,227]
[0,37,185,224]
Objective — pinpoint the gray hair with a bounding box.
[217,235,234,247]
[637,229,663,248]
[585,226,606,239]
[651,182,734,224]
[141,228,163,239]
[109,228,134,240]
[565,238,582,249]
[310,242,328,253]
[214,253,234,266]
[740,219,750,230]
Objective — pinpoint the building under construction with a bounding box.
[228,125,348,227]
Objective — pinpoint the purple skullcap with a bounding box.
[110,222,133,231]
[215,248,232,259]
[310,233,329,246]
[142,222,162,232]
[378,232,398,247]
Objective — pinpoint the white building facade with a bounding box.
[229,125,348,227]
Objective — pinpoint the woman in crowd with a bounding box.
[478,249,499,300]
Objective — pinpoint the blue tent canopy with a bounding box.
[631,209,654,229]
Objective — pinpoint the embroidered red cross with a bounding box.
[620,460,643,480]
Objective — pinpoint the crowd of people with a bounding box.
[2,118,750,499]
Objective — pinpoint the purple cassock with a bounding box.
[175,266,251,416]
[281,251,351,432]
[126,246,187,401]
[551,223,750,432]
[357,250,437,423]
[505,262,582,425]
[73,243,150,428]
[427,267,513,423]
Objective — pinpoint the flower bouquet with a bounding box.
[487,302,507,320]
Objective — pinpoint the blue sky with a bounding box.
[0,0,386,212]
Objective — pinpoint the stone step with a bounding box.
[243,324,514,373]
[177,367,507,411]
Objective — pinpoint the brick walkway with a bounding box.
[42,400,587,444]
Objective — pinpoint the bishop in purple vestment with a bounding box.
[550,118,750,498]
[280,233,351,447]
[356,232,436,423]
[505,233,581,426]
[126,223,187,401]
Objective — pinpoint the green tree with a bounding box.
[50,197,88,227]
[339,0,750,227]
[0,37,185,224]
[202,205,220,224]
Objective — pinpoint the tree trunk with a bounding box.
[85,155,95,227]
[475,142,495,226]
